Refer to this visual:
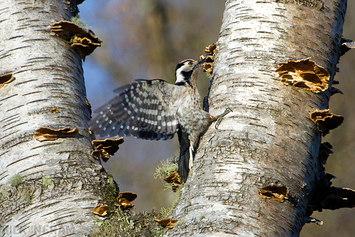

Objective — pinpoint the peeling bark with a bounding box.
[168,0,346,236]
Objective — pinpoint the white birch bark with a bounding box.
[0,0,109,236]
[168,0,346,236]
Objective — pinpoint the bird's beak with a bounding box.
[197,57,206,65]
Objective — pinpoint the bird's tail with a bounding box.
[177,130,190,183]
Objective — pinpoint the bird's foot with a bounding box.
[215,108,232,129]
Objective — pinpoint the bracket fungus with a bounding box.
[34,127,79,141]
[276,58,329,93]
[330,87,343,95]
[310,109,344,135]
[164,171,181,190]
[51,21,101,60]
[322,187,355,210]
[310,180,355,212]
[92,137,124,162]
[154,218,178,229]
[0,73,13,89]
[93,203,110,217]
[115,191,137,210]
[204,43,217,54]
[200,43,216,74]
[318,142,333,164]
[50,108,59,113]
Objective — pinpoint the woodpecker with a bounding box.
[90,59,229,182]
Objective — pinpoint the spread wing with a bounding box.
[89,79,184,140]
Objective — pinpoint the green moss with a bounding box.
[102,175,119,205]
[10,174,23,187]
[41,176,53,189]
[21,187,32,205]
[171,186,183,210]
[90,208,170,237]
[90,167,182,236]
[71,16,91,30]
[205,70,213,79]
[153,158,184,211]
[154,159,178,190]
[74,219,86,224]
[154,159,178,180]
[0,189,4,203]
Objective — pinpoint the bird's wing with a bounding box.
[90,79,184,140]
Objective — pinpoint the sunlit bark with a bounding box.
[168,0,347,236]
[0,1,110,236]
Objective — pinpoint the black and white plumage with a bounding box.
[90,59,218,182]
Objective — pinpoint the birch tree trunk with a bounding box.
[0,0,111,236]
[168,0,347,236]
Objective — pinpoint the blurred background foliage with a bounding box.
[80,1,355,236]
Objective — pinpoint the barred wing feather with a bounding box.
[90,79,182,140]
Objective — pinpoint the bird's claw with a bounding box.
[215,108,232,129]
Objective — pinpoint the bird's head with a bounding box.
[174,59,198,85]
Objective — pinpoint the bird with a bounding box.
[89,58,230,182]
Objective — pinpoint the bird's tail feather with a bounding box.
[177,130,190,183]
